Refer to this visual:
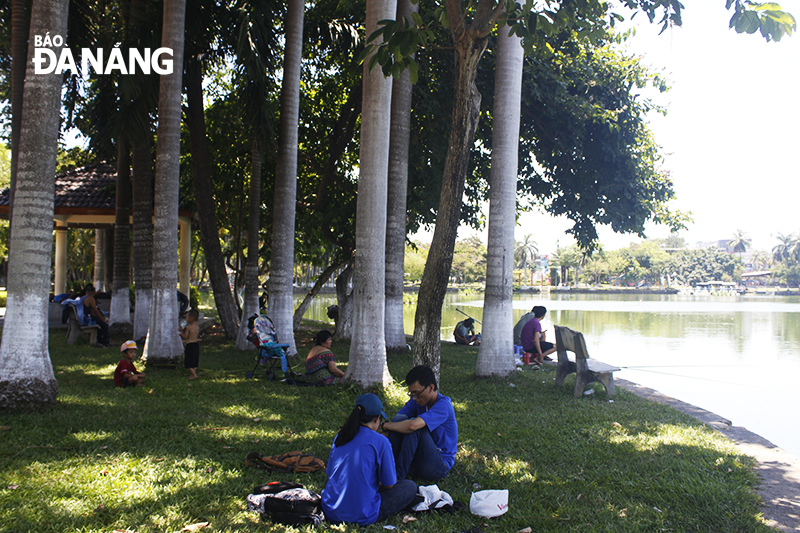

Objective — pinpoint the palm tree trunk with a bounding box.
[132,139,154,342]
[412,15,489,375]
[110,136,133,335]
[0,0,69,408]
[184,60,240,339]
[236,138,262,351]
[344,0,396,387]
[94,229,107,291]
[384,0,417,352]
[476,23,523,377]
[8,0,28,232]
[143,0,186,364]
[267,0,304,357]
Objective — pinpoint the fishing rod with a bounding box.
[455,308,482,325]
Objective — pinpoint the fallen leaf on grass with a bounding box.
[252,418,261,422]
[148,389,153,394]
[518,528,532,533]
[576,493,582,500]
[181,522,210,532]
[6,485,19,490]
[402,515,417,524]
[0,426,10,431]
[612,422,622,428]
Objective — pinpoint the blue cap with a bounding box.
[355,393,388,419]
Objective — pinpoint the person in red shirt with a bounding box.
[114,340,146,387]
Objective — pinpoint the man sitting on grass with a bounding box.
[453,318,480,345]
[383,365,458,482]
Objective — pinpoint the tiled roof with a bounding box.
[0,162,117,211]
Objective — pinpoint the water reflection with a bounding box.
[295,290,800,459]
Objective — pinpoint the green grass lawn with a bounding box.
[0,324,772,532]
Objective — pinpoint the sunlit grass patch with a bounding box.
[0,326,774,532]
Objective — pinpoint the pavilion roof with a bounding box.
[0,162,192,222]
[0,162,117,214]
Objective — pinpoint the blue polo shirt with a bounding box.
[321,426,397,525]
[397,393,458,471]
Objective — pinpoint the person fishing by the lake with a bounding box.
[520,305,557,365]
[453,317,481,345]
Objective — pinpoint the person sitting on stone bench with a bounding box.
[82,284,110,347]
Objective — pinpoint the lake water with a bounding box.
[297,291,800,459]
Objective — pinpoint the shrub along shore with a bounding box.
[0,324,773,532]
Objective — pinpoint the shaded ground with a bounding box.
[617,378,800,532]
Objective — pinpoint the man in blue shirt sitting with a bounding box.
[383,365,459,481]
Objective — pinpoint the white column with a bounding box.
[54,220,68,295]
[179,217,191,297]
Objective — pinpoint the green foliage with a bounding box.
[404,242,429,282]
[667,248,743,286]
[774,263,800,288]
[516,32,689,250]
[56,146,95,173]
[190,285,201,311]
[727,0,796,41]
[0,143,10,189]
[451,236,487,283]
[0,329,771,532]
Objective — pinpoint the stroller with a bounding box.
[245,314,292,381]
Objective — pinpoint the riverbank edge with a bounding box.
[616,378,800,532]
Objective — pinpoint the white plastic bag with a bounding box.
[469,489,509,518]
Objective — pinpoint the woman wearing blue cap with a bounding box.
[321,394,417,525]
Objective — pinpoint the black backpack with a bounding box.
[246,481,324,526]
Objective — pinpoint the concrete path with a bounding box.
[618,378,800,532]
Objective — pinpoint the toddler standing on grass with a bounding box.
[180,309,200,380]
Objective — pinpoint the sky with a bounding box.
[438,1,800,256]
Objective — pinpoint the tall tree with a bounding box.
[132,139,155,341]
[476,21,523,378]
[515,234,537,283]
[345,0,397,387]
[143,0,187,363]
[410,0,498,372]
[384,0,417,352]
[7,0,28,232]
[728,229,751,258]
[0,0,69,408]
[109,137,133,335]
[267,0,304,356]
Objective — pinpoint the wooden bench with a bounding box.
[65,304,101,345]
[554,325,620,397]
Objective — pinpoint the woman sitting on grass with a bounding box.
[305,330,345,385]
[321,394,417,525]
